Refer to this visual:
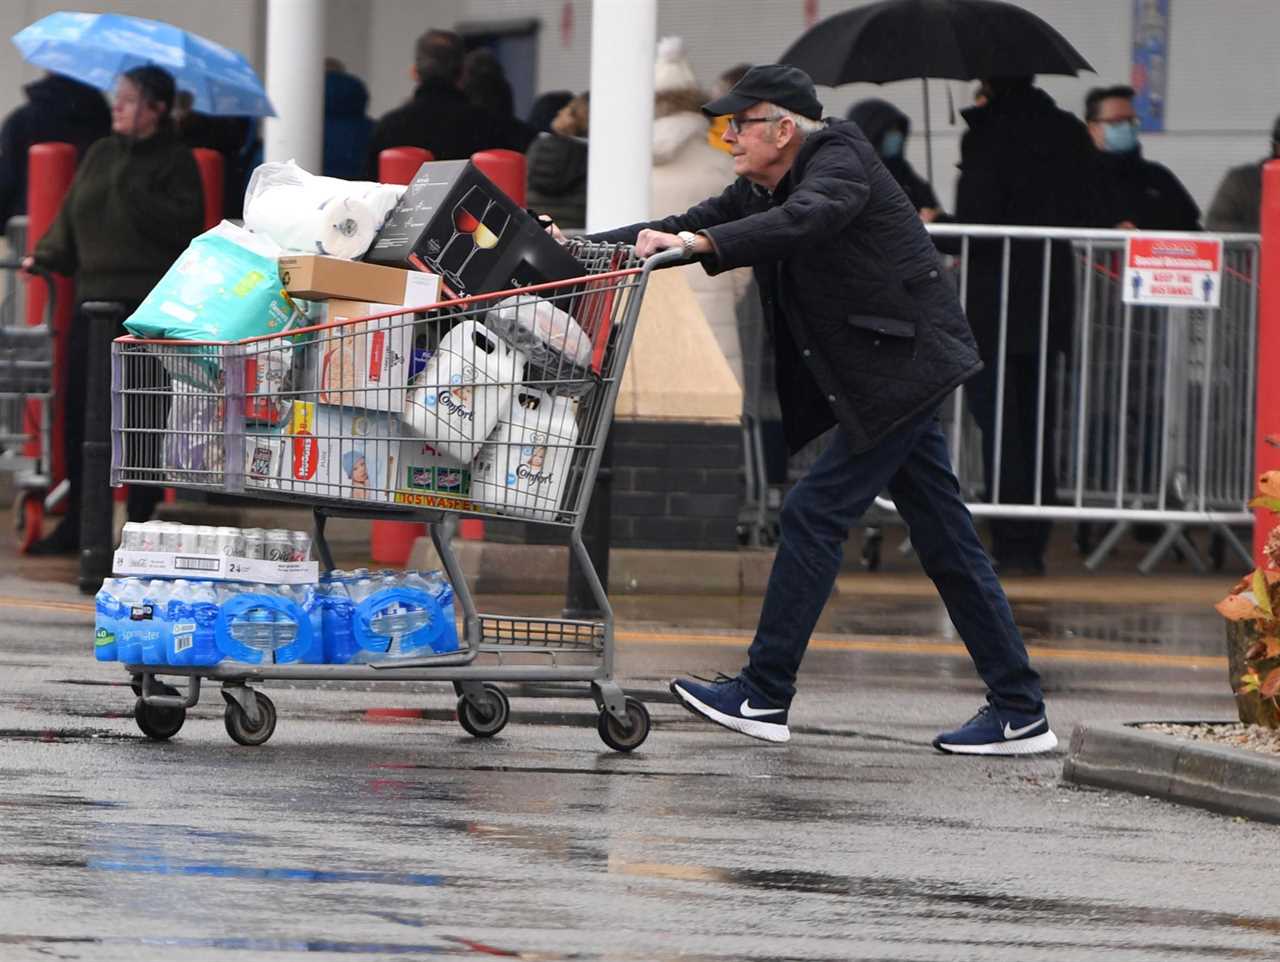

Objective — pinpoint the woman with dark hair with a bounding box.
[23,64,204,554]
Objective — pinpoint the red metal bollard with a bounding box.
[25,142,77,483]
[371,147,434,563]
[471,148,527,206]
[378,146,433,185]
[1255,160,1280,566]
[191,148,225,230]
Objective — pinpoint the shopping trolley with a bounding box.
[0,261,57,552]
[111,242,682,752]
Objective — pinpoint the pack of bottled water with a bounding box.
[318,568,460,664]
[95,569,457,667]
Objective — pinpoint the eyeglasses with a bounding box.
[728,114,785,134]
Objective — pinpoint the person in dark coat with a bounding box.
[846,98,939,218]
[364,29,508,179]
[322,63,374,181]
[576,65,1055,756]
[1086,85,1199,231]
[954,76,1101,576]
[23,65,203,554]
[525,92,588,229]
[461,48,537,153]
[1206,114,1280,232]
[0,72,111,226]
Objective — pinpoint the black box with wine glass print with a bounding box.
[364,160,586,299]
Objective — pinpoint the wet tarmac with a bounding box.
[0,552,1270,960]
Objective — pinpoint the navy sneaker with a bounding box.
[932,704,1058,756]
[670,674,790,743]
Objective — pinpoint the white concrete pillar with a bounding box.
[585,0,656,233]
[263,0,325,171]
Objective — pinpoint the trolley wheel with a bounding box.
[597,696,650,753]
[456,684,509,739]
[134,698,186,741]
[13,490,42,554]
[224,691,277,746]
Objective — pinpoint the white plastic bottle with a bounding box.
[471,389,578,520]
[402,320,527,462]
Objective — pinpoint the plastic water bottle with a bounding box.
[319,577,358,664]
[420,569,460,653]
[187,581,222,667]
[139,580,171,666]
[114,578,146,664]
[165,579,196,666]
[93,578,125,662]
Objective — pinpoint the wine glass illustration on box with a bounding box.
[435,186,510,292]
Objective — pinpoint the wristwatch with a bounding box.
[677,230,699,258]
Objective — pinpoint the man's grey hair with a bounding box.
[763,102,826,138]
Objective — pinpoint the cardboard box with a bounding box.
[364,160,587,299]
[112,549,318,585]
[392,439,474,510]
[278,254,440,307]
[300,299,420,413]
[277,400,400,504]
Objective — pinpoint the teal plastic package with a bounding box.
[124,221,299,344]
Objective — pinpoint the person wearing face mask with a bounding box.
[846,98,940,222]
[1086,85,1199,231]
[21,64,203,555]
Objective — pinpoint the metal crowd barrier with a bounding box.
[875,224,1260,574]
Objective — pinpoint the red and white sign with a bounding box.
[1123,234,1223,308]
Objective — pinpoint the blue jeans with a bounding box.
[742,411,1045,715]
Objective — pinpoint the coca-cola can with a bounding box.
[120,522,146,551]
[158,522,183,552]
[137,521,165,552]
[264,529,293,562]
[174,524,200,554]
[215,527,244,557]
[241,528,266,560]
[288,530,312,562]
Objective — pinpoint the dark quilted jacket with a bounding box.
[591,119,982,454]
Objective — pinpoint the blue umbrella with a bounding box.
[13,11,275,117]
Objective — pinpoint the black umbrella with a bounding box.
[780,0,1093,183]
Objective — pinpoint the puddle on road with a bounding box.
[87,857,446,888]
[611,857,1280,942]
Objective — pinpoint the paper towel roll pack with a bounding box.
[484,295,595,396]
[243,160,407,261]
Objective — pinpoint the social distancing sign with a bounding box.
[1123,235,1223,308]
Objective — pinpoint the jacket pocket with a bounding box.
[847,314,916,339]
[844,313,918,371]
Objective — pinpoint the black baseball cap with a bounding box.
[702,63,823,120]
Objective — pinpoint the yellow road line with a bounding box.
[0,595,93,615]
[615,629,1227,671]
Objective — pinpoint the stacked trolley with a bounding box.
[111,241,682,752]
[0,260,57,550]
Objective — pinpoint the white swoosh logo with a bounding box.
[740,700,785,718]
[1004,719,1045,739]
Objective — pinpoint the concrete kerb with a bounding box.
[1063,721,1280,824]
